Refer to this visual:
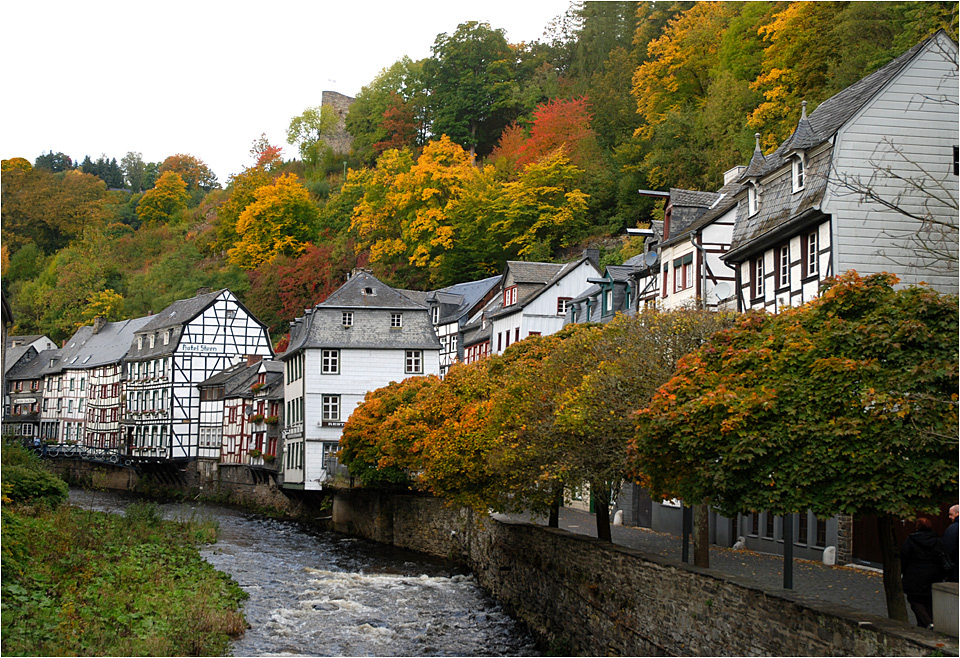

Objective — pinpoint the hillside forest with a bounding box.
[2,1,956,347]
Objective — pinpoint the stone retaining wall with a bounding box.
[331,488,956,657]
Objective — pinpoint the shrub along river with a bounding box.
[70,490,539,657]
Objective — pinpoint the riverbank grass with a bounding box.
[1,444,247,656]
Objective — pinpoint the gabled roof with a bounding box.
[506,260,567,285]
[139,289,227,332]
[426,275,501,325]
[284,271,439,354]
[60,316,153,370]
[6,348,59,381]
[321,271,426,310]
[741,32,937,180]
[4,345,35,375]
[661,180,743,249]
[492,257,598,319]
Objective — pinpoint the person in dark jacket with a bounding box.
[901,517,946,628]
[944,505,958,583]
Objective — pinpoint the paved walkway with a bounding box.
[495,507,904,623]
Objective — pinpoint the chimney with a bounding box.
[582,248,600,270]
[196,287,212,296]
[92,316,107,335]
[246,355,263,366]
[723,165,746,185]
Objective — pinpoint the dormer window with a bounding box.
[148,334,155,349]
[792,155,805,192]
[431,306,440,324]
[163,330,170,345]
[747,183,759,216]
[137,336,143,350]
[503,286,518,307]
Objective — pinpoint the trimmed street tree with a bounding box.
[631,272,959,621]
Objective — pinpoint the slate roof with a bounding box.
[492,258,596,319]
[198,361,249,388]
[284,271,439,355]
[667,188,724,239]
[3,345,34,375]
[139,289,227,332]
[6,335,47,349]
[396,289,431,306]
[6,349,59,381]
[426,275,501,325]
[60,316,153,370]
[726,33,942,260]
[739,33,933,182]
[506,261,568,285]
[322,271,426,310]
[661,180,743,249]
[207,359,285,401]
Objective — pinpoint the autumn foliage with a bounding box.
[339,309,733,538]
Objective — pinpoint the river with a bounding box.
[69,490,539,657]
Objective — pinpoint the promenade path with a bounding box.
[496,507,908,624]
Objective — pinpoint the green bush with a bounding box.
[3,464,68,508]
[124,501,164,526]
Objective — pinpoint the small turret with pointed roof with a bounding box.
[785,100,820,152]
[740,133,767,181]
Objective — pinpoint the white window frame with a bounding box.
[806,231,818,277]
[748,184,758,216]
[321,349,339,375]
[405,350,423,374]
[431,306,440,324]
[778,245,790,289]
[754,257,765,298]
[557,297,572,315]
[792,155,805,192]
[322,394,340,421]
[342,311,353,327]
[504,286,518,306]
[390,313,403,328]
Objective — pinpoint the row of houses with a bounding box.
[2,31,956,565]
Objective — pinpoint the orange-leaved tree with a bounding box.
[631,272,958,620]
[339,375,440,487]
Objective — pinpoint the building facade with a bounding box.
[281,271,440,490]
[122,289,273,460]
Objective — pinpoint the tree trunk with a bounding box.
[693,503,710,568]
[878,513,908,622]
[548,487,561,528]
[594,482,612,542]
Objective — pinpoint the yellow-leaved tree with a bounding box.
[228,173,319,269]
[136,171,188,224]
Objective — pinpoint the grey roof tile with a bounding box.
[322,271,427,310]
[59,316,153,370]
[287,271,439,352]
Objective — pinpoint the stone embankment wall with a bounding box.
[332,488,955,657]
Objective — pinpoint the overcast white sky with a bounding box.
[2,0,572,184]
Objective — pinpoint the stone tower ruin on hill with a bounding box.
[321,91,355,155]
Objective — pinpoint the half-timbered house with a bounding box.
[281,271,440,490]
[122,289,272,461]
[2,351,50,443]
[657,170,741,311]
[424,275,500,376]
[723,30,959,312]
